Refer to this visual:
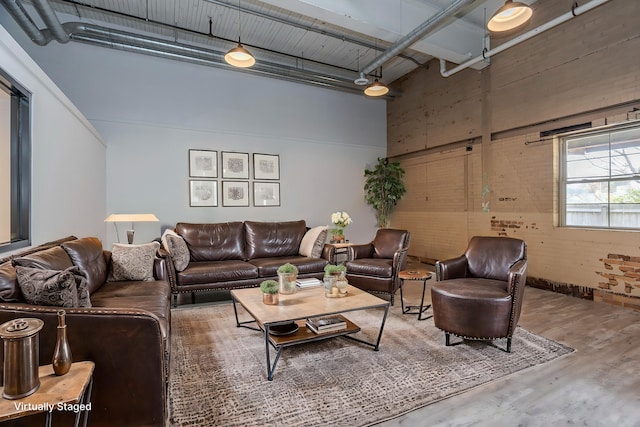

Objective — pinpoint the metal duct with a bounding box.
[30,0,69,43]
[440,0,612,77]
[0,0,50,45]
[360,0,476,76]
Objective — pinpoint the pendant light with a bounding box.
[225,1,255,68]
[364,67,389,97]
[487,0,533,33]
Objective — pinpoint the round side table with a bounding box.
[398,269,433,321]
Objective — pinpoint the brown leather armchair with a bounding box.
[431,236,527,352]
[345,229,411,305]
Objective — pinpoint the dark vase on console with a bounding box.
[52,310,72,375]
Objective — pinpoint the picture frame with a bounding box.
[253,182,280,207]
[189,149,217,178]
[189,180,218,207]
[222,151,250,179]
[253,153,280,180]
[222,181,250,206]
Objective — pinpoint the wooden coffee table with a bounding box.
[231,285,390,380]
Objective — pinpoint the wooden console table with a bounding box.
[0,361,94,427]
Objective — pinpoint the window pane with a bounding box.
[0,89,9,244]
[565,133,610,179]
[610,135,640,178]
[565,182,609,227]
[610,179,640,228]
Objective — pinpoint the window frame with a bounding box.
[559,120,640,230]
[0,68,31,254]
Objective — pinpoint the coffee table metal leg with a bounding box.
[264,325,284,381]
[343,304,390,351]
[232,297,261,331]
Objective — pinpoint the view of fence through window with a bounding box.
[562,123,640,229]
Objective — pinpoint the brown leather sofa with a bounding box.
[165,220,331,306]
[431,236,528,352]
[0,236,170,427]
[345,228,411,304]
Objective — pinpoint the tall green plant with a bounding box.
[364,157,406,228]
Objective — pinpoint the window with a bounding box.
[0,68,30,253]
[560,122,640,229]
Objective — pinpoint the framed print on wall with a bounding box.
[222,181,250,206]
[253,182,280,207]
[189,149,217,178]
[189,180,218,207]
[222,151,249,179]
[253,153,280,180]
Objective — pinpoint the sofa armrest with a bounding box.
[0,305,167,426]
[507,259,528,295]
[349,243,374,260]
[158,248,179,293]
[435,255,468,281]
[321,244,335,261]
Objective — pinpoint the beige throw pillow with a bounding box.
[299,226,328,258]
[109,242,160,281]
[161,229,190,271]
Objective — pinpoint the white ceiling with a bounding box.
[7,0,537,95]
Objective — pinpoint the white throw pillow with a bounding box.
[161,229,190,271]
[299,226,328,258]
[109,242,160,281]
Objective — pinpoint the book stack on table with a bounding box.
[296,278,323,288]
[306,315,347,334]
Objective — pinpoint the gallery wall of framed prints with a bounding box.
[187,149,280,207]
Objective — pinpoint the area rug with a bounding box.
[168,302,573,426]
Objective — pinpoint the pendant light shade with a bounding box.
[224,43,255,68]
[487,0,533,33]
[364,79,389,97]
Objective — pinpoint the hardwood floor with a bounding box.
[380,280,640,427]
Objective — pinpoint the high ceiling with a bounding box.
[3,0,537,96]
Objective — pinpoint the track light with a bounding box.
[487,0,533,33]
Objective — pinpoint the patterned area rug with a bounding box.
[168,302,573,426]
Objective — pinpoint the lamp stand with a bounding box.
[126,230,134,245]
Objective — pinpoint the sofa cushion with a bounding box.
[346,258,393,278]
[244,220,306,260]
[12,246,74,270]
[176,222,245,261]
[299,226,328,258]
[250,256,328,277]
[62,237,108,294]
[161,230,190,271]
[0,262,23,303]
[109,242,160,282]
[177,260,259,285]
[16,265,91,308]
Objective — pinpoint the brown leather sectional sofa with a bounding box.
[0,236,170,427]
[165,220,331,306]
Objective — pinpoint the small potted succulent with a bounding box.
[277,263,298,295]
[260,280,279,305]
[323,264,348,298]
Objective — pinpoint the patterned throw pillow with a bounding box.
[161,229,190,272]
[299,226,328,258]
[16,265,91,308]
[109,242,160,282]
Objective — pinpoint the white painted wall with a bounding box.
[0,25,106,250]
[0,15,387,248]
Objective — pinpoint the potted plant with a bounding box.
[323,264,348,298]
[330,211,352,243]
[277,263,298,295]
[260,280,279,305]
[364,157,406,228]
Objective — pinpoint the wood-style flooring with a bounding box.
[381,279,640,427]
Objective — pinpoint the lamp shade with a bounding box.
[224,44,256,68]
[364,79,389,97]
[487,1,533,33]
[104,214,159,223]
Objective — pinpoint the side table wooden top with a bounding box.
[0,361,95,422]
[399,269,432,281]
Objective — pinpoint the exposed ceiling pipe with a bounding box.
[440,0,611,77]
[0,0,50,45]
[30,0,70,43]
[62,23,372,96]
[360,0,476,77]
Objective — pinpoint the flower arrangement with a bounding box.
[331,211,353,228]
